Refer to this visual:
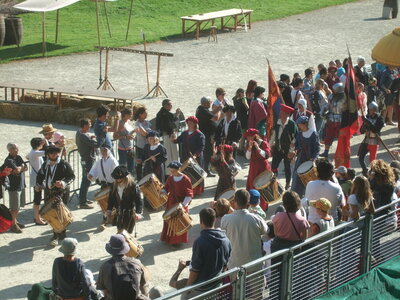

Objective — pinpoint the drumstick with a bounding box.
[143,152,160,163]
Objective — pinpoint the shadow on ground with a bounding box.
[0,42,68,61]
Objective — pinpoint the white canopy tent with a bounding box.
[14,0,117,56]
[14,0,81,55]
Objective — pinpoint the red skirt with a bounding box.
[160,201,189,244]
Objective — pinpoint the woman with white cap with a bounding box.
[52,238,93,300]
[291,116,320,197]
[292,98,316,133]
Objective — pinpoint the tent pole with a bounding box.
[55,9,59,43]
[103,2,112,38]
[42,12,46,56]
[125,0,134,41]
[95,0,101,47]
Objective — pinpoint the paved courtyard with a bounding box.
[0,0,399,299]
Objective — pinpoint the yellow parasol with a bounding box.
[371,27,400,67]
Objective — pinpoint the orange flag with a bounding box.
[266,61,282,140]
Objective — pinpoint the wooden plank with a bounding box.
[0,82,138,102]
[94,46,173,57]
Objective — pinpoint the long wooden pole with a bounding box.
[125,0,134,41]
[143,32,150,93]
[95,0,101,47]
[42,12,46,56]
[103,2,112,38]
[55,9,59,43]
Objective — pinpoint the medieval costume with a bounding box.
[321,83,346,158]
[36,145,75,245]
[214,105,242,156]
[245,128,271,211]
[358,102,385,175]
[142,131,168,182]
[248,86,268,137]
[160,161,193,245]
[292,116,320,198]
[175,116,205,195]
[211,145,240,200]
[271,104,298,189]
[107,166,143,234]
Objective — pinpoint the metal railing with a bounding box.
[158,199,400,300]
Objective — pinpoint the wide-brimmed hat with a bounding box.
[39,124,57,134]
[59,238,78,255]
[105,234,130,256]
[111,166,129,179]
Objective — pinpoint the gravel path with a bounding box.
[1,0,400,299]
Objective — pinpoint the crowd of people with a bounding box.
[1,56,400,300]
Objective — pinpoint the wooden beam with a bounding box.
[94,46,173,57]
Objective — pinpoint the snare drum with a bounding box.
[95,187,110,213]
[253,171,284,204]
[181,158,207,188]
[217,188,236,206]
[40,198,73,233]
[138,173,167,209]
[297,161,318,187]
[162,203,193,236]
[120,229,144,258]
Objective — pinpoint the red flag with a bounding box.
[266,62,282,140]
[334,55,359,168]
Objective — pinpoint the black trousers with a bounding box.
[204,134,213,174]
[384,0,399,17]
[271,150,292,185]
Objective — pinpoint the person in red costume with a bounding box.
[244,128,271,211]
[248,87,268,137]
[174,116,205,195]
[160,161,194,245]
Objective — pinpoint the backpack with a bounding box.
[111,258,138,300]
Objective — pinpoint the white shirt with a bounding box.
[305,179,345,223]
[221,209,268,269]
[223,116,235,136]
[26,149,45,186]
[291,89,303,108]
[89,155,119,183]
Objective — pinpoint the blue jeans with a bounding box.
[78,160,93,205]
[118,149,134,173]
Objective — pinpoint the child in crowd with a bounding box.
[334,166,352,198]
[211,198,233,229]
[263,221,275,282]
[248,189,266,219]
[26,137,47,225]
[366,77,381,105]
[50,131,67,159]
[308,198,335,243]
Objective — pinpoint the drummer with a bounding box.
[291,116,320,198]
[88,145,118,229]
[270,104,298,190]
[160,161,193,245]
[36,145,75,247]
[141,130,167,183]
[106,166,143,234]
[244,128,271,211]
[88,145,118,189]
[210,144,240,200]
[174,116,205,195]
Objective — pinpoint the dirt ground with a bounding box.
[1,0,400,299]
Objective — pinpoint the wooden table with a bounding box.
[0,82,140,109]
[181,8,253,40]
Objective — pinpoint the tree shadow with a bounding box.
[0,42,68,61]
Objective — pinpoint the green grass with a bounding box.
[0,0,359,63]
